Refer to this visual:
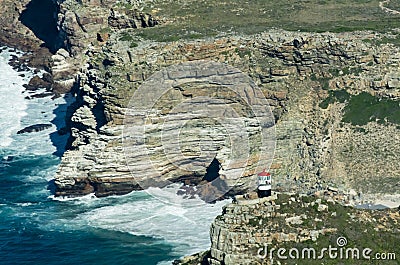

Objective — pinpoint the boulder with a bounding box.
[17,124,52,134]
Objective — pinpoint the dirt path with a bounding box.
[379,0,400,15]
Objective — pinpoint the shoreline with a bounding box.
[0,45,73,157]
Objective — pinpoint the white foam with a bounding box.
[0,48,29,147]
[9,89,73,156]
[0,47,225,261]
[49,192,98,203]
[0,47,74,155]
[72,185,228,257]
[15,202,35,207]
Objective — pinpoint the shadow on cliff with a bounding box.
[19,0,62,53]
[47,88,79,195]
[49,91,77,157]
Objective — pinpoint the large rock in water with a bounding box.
[17,124,52,134]
[23,75,52,91]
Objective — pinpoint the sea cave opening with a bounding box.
[203,158,221,182]
[19,0,61,53]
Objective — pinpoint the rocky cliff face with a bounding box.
[54,24,400,199]
[176,192,400,265]
[0,0,41,50]
[2,1,399,262]
[3,0,398,200]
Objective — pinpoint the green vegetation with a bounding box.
[363,34,400,47]
[235,48,252,58]
[320,90,400,126]
[99,27,111,33]
[115,2,134,10]
[129,41,138,48]
[279,218,399,265]
[319,89,351,109]
[119,31,134,41]
[264,194,399,265]
[118,31,140,48]
[386,0,400,10]
[137,0,400,42]
[379,35,400,46]
[137,28,209,42]
[343,92,400,125]
[310,74,331,90]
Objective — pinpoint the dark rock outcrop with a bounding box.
[19,0,64,53]
[23,75,52,91]
[17,124,52,134]
[54,176,142,197]
[108,9,158,29]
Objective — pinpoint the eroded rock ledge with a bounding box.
[6,1,398,200]
[175,193,400,265]
[54,27,400,199]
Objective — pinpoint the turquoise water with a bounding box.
[0,153,177,265]
[0,48,227,265]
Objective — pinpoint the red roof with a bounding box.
[258,169,270,176]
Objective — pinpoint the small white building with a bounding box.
[257,169,272,198]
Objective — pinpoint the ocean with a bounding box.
[0,47,227,265]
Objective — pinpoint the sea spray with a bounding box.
[0,47,28,148]
[0,46,228,265]
[45,184,228,257]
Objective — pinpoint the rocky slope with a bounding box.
[2,1,399,263]
[2,0,398,200]
[0,0,41,51]
[176,192,400,265]
[54,24,400,199]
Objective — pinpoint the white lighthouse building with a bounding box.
[257,169,272,198]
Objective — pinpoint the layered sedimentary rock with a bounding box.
[122,61,275,201]
[3,1,399,263]
[54,25,400,199]
[57,0,159,55]
[6,0,395,199]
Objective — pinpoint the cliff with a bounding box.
[54,26,400,200]
[1,0,399,201]
[1,0,399,263]
[176,193,400,265]
[0,0,41,51]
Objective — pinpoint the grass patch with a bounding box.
[319,89,351,109]
[343,92,400,125]
[363,34,400,47]
[320,90,400,125]
[137,0,400,42]
[235,47,252,58]
[119,31,134,41]
[386,0,400,11]
[256,194,400,264]
[129,41,138,48]
[118,31,140,48]
[136,28,210,42]
[99,27,111,33]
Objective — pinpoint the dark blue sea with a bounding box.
[0,47,226,265]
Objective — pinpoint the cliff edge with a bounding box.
[2,0,398,202]
[176,193,400,265]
